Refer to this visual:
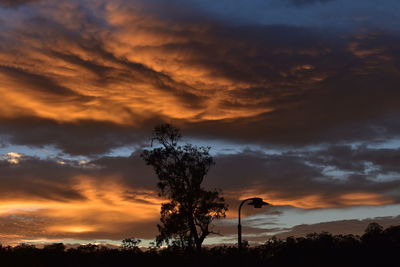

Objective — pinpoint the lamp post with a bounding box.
[238,197,270,252]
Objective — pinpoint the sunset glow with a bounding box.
[1,0,400,246]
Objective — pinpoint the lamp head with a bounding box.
[247,198,270,208]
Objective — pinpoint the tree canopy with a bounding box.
[141,124,228,251]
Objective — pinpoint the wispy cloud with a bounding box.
[1,1,400,154]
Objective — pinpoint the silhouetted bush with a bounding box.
[0,223,399,267]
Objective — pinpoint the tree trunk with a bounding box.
[195,239,202,252]
[187,207,200,252]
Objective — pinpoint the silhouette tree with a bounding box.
[121,238,142,250]
[76,243,99,253]
[361,222,384,245]
[141,124,227,252]
[43,243,66,252]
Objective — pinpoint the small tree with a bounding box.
[141,124,227,252]
[121,238,142,250]
[361,222,384,245]
[43,243,66,252]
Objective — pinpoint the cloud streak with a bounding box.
[0,160,162,244]
[0,0,399,155]
[1,142,400,244]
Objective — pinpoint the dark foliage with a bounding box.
[141,124,227,251]
[1,223,400,267]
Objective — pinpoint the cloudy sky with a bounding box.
[1,0,400,246]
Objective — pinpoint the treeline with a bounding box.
[0,223,399,267]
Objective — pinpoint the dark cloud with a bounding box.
[0,146,399,243]
[91,151,158,189]
[0,117,150,156]
[0,1,399,154]
[91,148,400,208]
[208,150,400,207]
[0,0,38,7]
[0,151,160,202]
[287,0,335,7]
[0,155,87,201]
[214,215,400,244]
[184,29,400,145]
[307,145,400,175]
[275,216,400,239]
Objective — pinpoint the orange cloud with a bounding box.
[0,0,280,128]
[0,175,162,244]
[231,189,394,212]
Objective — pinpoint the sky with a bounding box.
[1,0,400,246]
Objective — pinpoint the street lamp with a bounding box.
[238,197,270,251]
